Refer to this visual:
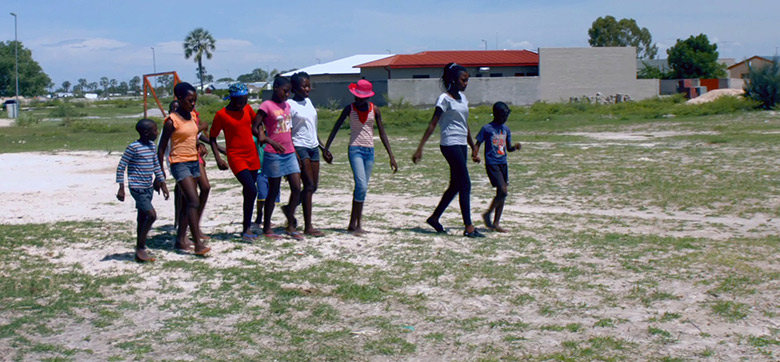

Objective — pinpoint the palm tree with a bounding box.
[183,28,216,93]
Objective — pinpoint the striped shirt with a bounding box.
[116,140,164,189]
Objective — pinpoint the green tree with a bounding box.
[99,76,109,98]
[744,57,780,109]
[129,76,141,94]
[667,34,726,79]
[216,77,234,83]
[195,66,214,85]
[0,41,52,97]
[237,68,269,83]
[183,28,216,93]
[588,15,658,59]
[118,81,129,95]
[61,80,71,93]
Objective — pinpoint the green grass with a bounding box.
[1,101,780,360]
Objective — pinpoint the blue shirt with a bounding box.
[476,122,512,165]
[116,140,164,188]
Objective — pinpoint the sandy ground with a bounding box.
[1,144,779,360]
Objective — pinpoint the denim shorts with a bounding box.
[129,187,154,212]
[170,160,201,181]
[262,152,300,178]
[256,172,280,202]
[295,146,320,162]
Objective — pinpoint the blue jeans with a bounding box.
[348,146,374,202]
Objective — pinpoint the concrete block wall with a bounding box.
[387,78,540,106]
[539,47,642,101]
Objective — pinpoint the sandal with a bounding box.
[304,229,325,237]
[286,231,305,240]
[242,232,259,242]
[264,233,283,240]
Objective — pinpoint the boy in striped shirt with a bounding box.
[116,119,170,262]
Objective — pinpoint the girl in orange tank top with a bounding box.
[157,82,211,256]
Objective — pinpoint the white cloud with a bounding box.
[504,40,534,50]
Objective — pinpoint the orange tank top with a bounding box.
[168,111,199,164]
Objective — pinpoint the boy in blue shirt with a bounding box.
[472,102,521,232]
[117,119,170,262]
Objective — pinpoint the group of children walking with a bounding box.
[116,63,521,262]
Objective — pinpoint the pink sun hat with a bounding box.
[348,79,375,98]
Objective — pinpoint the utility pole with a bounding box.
[150,47,157,90]
[481,39,487,50]
[10,12,18,118]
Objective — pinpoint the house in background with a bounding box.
[279,54,392,107]
[728,56,777,79]
[356,50,539,80]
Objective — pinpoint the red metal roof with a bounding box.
[355,50,539,69]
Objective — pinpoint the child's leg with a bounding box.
[197,162,211,239]
[235,169,259,235]
[347,147,369,231]
[254,173,269,226]
[285,172,302,234]
[263,177,282,235]
[173,184,182,229]
[299,157,318,233]
[178,176,208,254]
[492,167,509,231]
[136,208,157,261]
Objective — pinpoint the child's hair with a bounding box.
[168,100,179,113]
[173,82,197,100]
[290,72,310,90]
[135,118,157,136]
[273,75,291,89]
[441,62,468,90]
[492,101,511,119]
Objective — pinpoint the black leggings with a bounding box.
[235,169,258,232]
[431,145,472,225]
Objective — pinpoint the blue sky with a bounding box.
[2,0,778,87]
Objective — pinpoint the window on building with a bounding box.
[490,73,502,77]
[412,75,430,79]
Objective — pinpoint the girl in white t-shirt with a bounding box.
[413,63,484,238]
[285,72,333,237]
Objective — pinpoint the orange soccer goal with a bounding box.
[142,71,181,119]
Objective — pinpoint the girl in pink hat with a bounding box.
[325,79,398,235]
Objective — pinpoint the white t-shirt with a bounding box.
[436,92,469,146]
[287,97,319,149]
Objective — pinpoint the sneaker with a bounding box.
[463,229,485,238]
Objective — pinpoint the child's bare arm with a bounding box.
[116,183,125,201]
[472,141,482,163]
[413,107,443,164]
[253,110,286,153]
[325,106,350,152]
[318,136,333,164]
[158,119,174,179]
[374,107,398,173]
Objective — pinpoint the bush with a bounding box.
[744,57,780,109]
[14,112,41,126]
[49,104,87,118]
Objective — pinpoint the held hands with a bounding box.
[197,143,209,158]
[116,185,125,202]
[322,149,333,164]
[471,152,481,163]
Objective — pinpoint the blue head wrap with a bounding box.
[224,82,249,100]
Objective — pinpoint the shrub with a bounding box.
[744,57,780,109]
[14,112,41,126]
[49,103,87,118]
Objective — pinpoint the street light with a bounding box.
[481,39,487,50]
[150,47,157,89]
[10,12,18,118]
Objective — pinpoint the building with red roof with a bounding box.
[356,50,539,80]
